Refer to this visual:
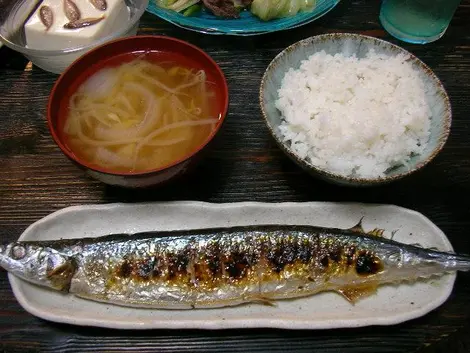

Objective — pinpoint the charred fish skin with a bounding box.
[39,5,54,31]
[66,226,470,308]
[1,224,470,309]
[64,0,81,22]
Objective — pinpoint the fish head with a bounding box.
[0,241,76,291]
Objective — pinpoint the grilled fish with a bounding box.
[1,221,469,309]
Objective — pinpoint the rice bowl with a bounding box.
[276,48,432,178]
[260,33,451,186]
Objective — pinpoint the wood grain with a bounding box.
[1,0,470,352]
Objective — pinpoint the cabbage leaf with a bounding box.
[250,0,316,21]
[156,0,201,12]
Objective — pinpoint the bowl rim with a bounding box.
[0,0,149,56]
[259,32,452,185]
[47,34,229,177]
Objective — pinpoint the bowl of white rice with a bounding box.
[259,33,452,186]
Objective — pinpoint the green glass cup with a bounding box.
[379,0,461,44]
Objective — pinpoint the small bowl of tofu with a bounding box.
[0,0,148,74]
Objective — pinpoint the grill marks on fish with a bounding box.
[116,257,132,278]
[204,241,223,279]
[168,250,190,280]
[4,223,469,309]
[355,251,384,276]
[105,232,378,294]
[136,256,157,280]
[267,235,300,273]
[224,250,252,280]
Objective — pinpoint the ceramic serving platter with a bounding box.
[146,0,340,35]
[9,201,456,330]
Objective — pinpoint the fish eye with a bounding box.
[355,252,383,276]
[11,245,26,260]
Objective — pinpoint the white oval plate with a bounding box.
[9,201,456,330]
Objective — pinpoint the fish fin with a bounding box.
[409,243,442,252]
[46,259,76,292]
[337,284,378,304]
[367,228,386,238]
[348,218,387,238]
[348,217,365,233]
[249,295,277,307]
[390,230,398,240]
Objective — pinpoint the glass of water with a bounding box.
[379,0,461,44]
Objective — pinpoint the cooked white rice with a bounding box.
[275,48,432,178]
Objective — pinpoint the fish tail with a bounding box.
[448,253,470,271]
[426,250,470,272]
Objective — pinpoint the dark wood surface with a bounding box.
[1,0,470,352]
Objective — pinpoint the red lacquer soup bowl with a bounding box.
[47,35,229,188]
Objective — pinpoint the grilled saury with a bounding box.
[1,221,469,309]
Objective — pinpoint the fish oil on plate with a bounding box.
[146,0,341,35]
[8,201,456,329]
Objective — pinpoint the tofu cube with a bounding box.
[25,0,130,50]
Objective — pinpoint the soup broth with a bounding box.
[63,58,219,173]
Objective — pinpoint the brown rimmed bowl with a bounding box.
[47,35,229,188]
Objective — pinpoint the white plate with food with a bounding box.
[146,0,341,36]
[5,201,459,329]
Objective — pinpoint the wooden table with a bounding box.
[1,1,469,351]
